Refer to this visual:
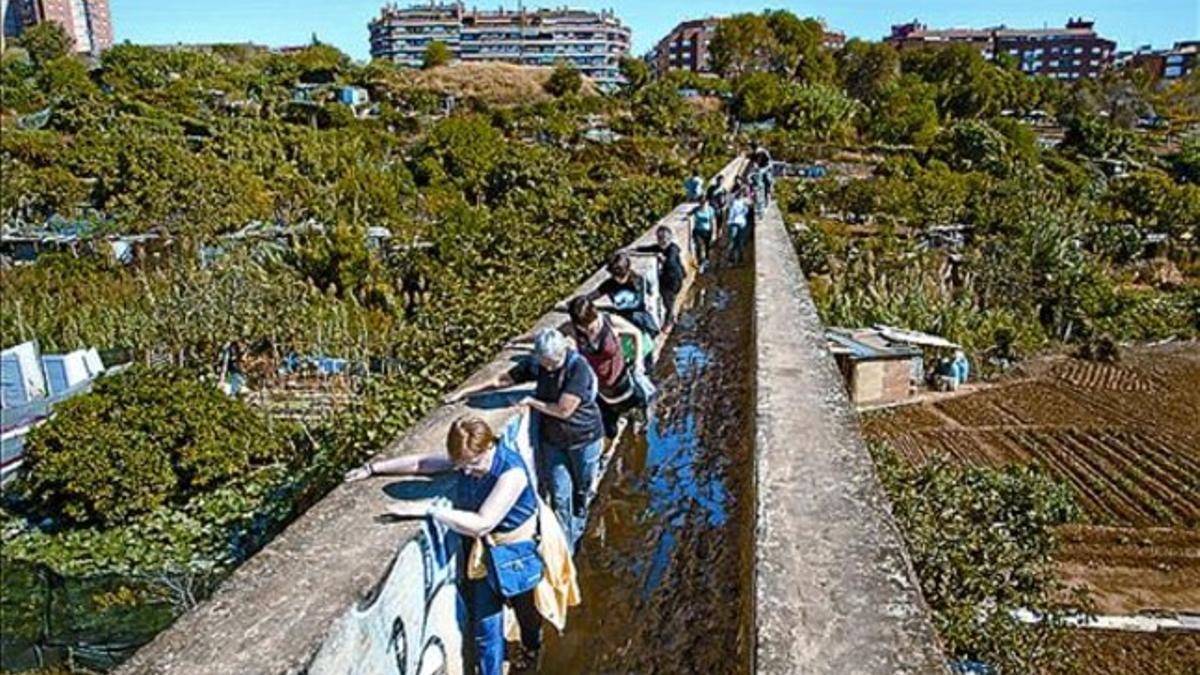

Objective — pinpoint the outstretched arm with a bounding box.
[344,452,454,482]
[443,371,516,404]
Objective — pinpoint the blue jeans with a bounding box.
[467,577,541,675]
[539,437,603,553]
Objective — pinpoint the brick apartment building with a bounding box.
[885,18,1116,80]
[368,2,631,89]
[2,0,113,54]
[645,16,845,77]
[1122,41,1199,81]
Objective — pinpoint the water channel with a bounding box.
[533,254,757,674]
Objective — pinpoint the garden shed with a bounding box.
[826,328,923,406]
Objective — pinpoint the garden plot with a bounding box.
[862,342,1200,616]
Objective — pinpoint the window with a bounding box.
[1050,60,1059,67]
[1090,59,1099,66]
[1073,46,1083,54]
[1091,46,1100,54]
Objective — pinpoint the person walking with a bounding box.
[567,296,649,439]
[444,329,605,553]
[587,251,659,339]
[633,226,684,330]
[684,173,705,202]
[345,415,545,675]
[690,198,717,270]
[726,189,751,266]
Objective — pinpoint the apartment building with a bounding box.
[1123,41,1198,81]
[645,17,846,77]
[886,18,1115,80]
[2,0,113,54]
[643,17,719,76]
[368,2,631,89]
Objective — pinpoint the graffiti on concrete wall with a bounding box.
[307,517,464,675]
[306,415,536,675]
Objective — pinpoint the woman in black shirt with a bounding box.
[633,226,685,330]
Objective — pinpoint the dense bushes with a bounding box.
[20,367,298,527]
[783,153,1199,364]
[1,38,704,594]
[870,443,1084,673]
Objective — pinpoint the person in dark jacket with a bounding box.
[633,226,685,330]
[443,329,604,552]
[587,251,659,338]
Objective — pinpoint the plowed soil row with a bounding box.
[1056,525,1200,614]
[861,342,1200,620]
[1051,360,1158,392]
[1054,630,1200,675]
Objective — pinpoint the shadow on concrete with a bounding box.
[462,389,529,410]
[382,479,452,502]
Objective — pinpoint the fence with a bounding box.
[0,561,221,672]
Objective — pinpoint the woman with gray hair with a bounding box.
[445,328,605,552]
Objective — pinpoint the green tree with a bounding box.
[931,120,1013,175]
[1171,135,1200,184]
[868,75,940,146]
[21,367,297,527]
[412,114,505,203]
[423,41,452,70]
[837,39,899,104]
[777,83,860,143]
[618,55,650,94]
[709,13,775,79]
[545,61,583,97]
[763,11,835,84]
[1060,113,1140,160]
[733,71,785,122]
[18,22,73,66]
[902,44,1007,119]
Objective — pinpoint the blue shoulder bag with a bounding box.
[484,435,544,598]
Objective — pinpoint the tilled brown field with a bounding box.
[1056,630,1200,675]
[862,342,1200,619]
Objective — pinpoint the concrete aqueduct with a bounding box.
[117,158,947,674]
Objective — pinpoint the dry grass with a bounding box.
[385,62,599,106]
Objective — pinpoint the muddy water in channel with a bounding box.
[533,258,756,675]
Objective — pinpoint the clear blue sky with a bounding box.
[111,1,1199,60]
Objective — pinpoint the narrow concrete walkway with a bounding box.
[753,202,948,674]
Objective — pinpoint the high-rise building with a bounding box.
[2,0,113,54]
[368,2,631,89]
[885,18,1115,81]
[645,17,845,78]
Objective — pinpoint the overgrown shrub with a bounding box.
[20,367,297,527]
[544,61,582,97]
[870,442,1086,673]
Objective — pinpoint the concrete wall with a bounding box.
[116,157,748,675]
[752,202,947,673]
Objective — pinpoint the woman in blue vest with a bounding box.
[345,415,544,675]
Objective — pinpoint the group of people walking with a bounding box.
[344,153,773,675]
[689,147,773,270]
